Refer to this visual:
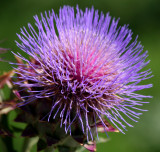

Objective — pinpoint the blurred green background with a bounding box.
[0,0,160,152]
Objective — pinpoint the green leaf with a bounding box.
[22,136,39,152]
[37,138,47,151]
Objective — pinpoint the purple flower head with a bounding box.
[13,6,152,140]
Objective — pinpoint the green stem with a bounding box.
[0,138,8,152]
[58,146,76,152]
[44,145,55,152]
[22,136,39,152]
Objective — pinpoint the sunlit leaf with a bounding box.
[0,70,14,89]
[0,100,17,115]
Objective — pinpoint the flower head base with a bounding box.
[13,6,152,141]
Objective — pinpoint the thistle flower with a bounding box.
[13,5,152,143]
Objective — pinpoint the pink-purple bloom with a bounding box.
[13,6,152,140]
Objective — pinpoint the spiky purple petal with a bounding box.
[13,5,152,140]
